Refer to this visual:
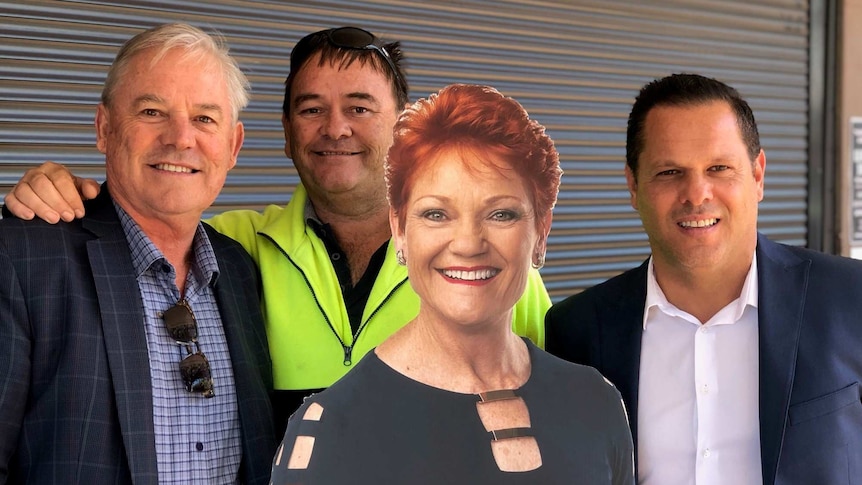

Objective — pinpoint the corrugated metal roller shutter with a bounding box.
[0,0,812,301]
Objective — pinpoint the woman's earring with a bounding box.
[396,249,407,266]
[531,251,545,270]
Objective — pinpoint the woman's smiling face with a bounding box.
[392,145,543,330]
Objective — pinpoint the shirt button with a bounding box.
[703,448,711,458]
[196,442,204,451]
[331,253,341,261]
[161,264,171,274]
[700,384,710,394]
[699,326,708,333]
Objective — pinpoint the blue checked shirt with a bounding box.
[116,203,241,484]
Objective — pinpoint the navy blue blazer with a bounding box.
[546,234,862,485]
[0,186,276,484]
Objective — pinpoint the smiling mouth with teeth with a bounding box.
[440,269,499,281]
[153,163,197,174]
[315,151,360,156]
[678,218,718,228]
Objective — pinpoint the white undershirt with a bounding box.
[637,256,762,485]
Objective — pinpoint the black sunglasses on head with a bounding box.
[292,26,405,89]
[162,300,215,398]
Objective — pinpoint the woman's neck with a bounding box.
[376,312,531,394]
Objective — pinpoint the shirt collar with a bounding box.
[303,197,322,225]
[643,252,758,329]
[114,200,220,287]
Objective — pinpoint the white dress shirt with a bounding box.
[637,256,762,485]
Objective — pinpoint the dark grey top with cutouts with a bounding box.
[271,339,634,485]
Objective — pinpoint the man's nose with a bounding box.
[161,116,196,150]
[320,111,352,140]
[679,173,713,206]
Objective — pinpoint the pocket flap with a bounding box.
[789,381,861,426]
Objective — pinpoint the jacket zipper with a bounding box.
[350,278,410,362]
[262,233,408,366]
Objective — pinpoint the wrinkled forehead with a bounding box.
[119,47,221,86]
[117,50,230,105]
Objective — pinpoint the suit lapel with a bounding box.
[756,235,808,485]
[211,252,255,426]
[84,188,159,483]
[209,227,275,484]
[600,260,648,451]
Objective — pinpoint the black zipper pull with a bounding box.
[342,344,353,366]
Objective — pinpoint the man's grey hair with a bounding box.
[101,23,250,122]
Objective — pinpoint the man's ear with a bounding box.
[753,149,766,202]
[624,165,638,211]
[281,113,292,158]
[228,121,244,170]
[95,104,110,154]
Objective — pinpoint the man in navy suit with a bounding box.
[546,73,862,485]
[0,24,275,484]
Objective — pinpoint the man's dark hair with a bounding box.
[282,27,408,115]
[626,73,760,176]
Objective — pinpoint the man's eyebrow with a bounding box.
[646,154,743,167]
[131,95,223,114]
[196,103,224,114]
[345,92,379,104]
[292,92,381,106]
[133,94,164,107]
[292,93,320,106]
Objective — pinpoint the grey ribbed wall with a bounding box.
[0,0,814,300]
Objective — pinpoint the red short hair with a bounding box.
[385,84,561,230]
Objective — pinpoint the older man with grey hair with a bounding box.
[0,23,275,484]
